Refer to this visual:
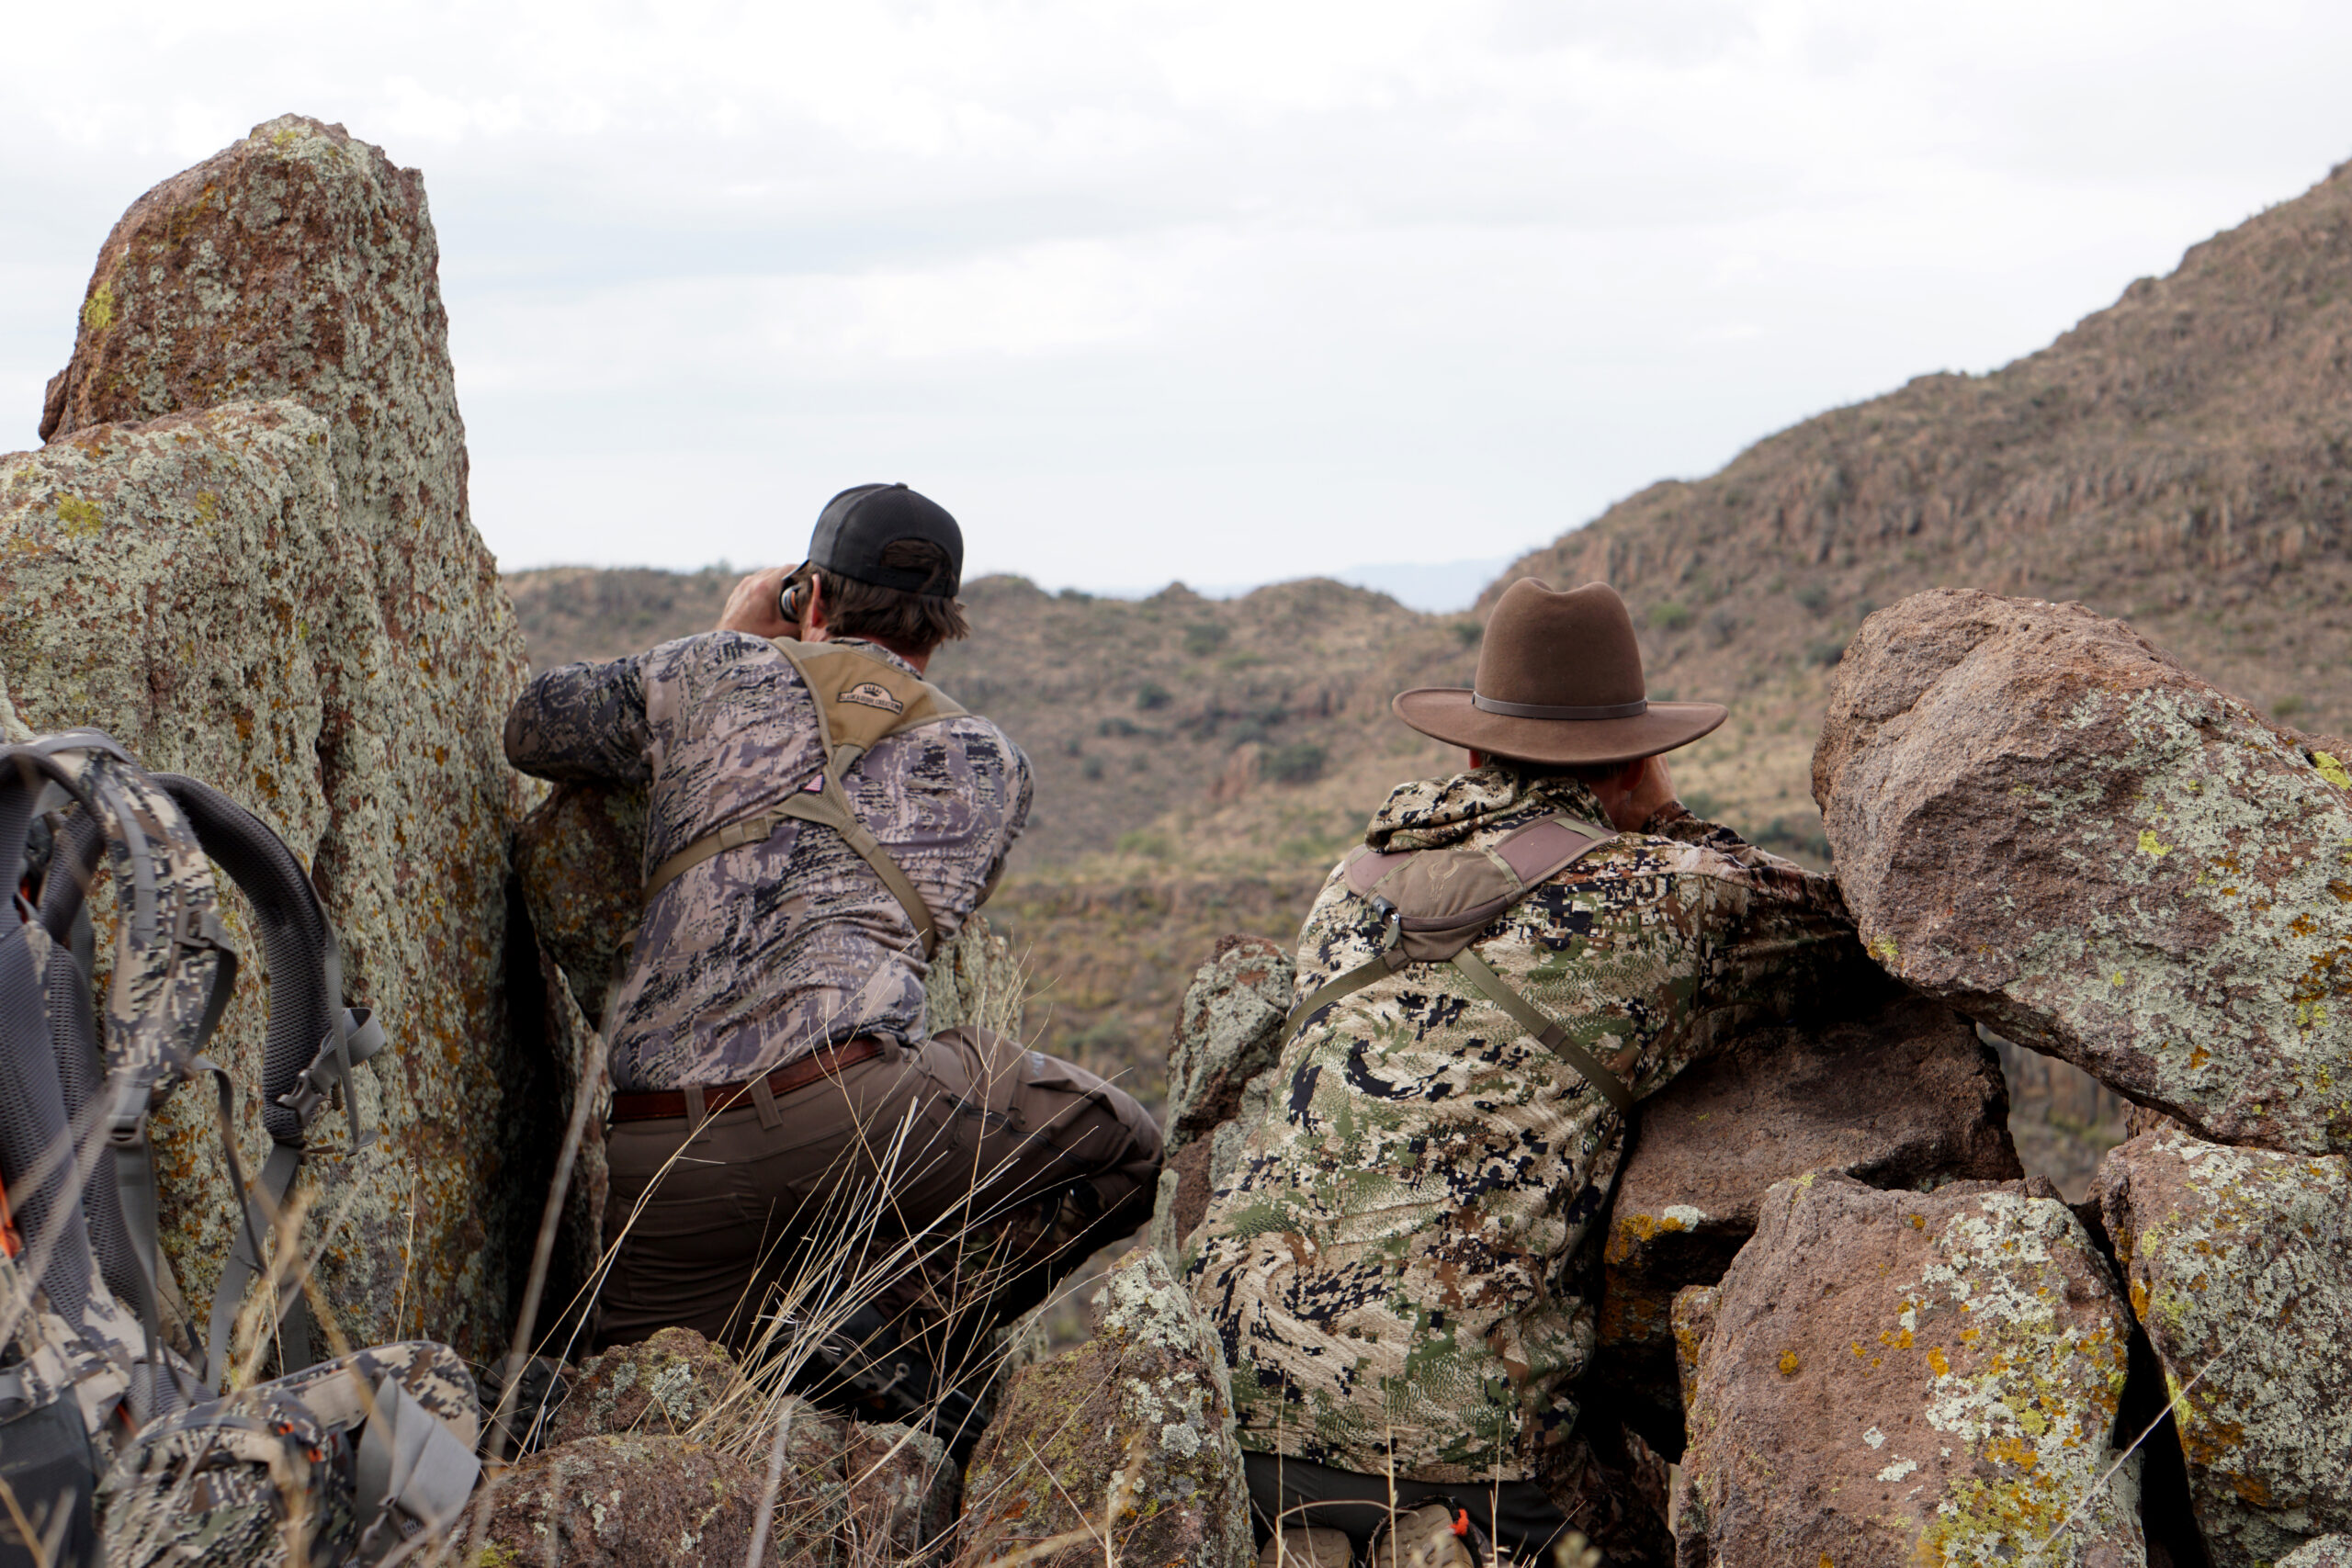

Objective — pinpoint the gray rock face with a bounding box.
[466,1434,781,1567]
[1673,1173,2143,1567]
[956,1248,1251,1568]
[1597,991,2020,1420]
[2282,1540,2352,1568]
[545,1325,740,1447]
[1148,935,1295,1264]
[1814,588,2352,1154]
[2096,1131,2352,1567]
[2,115,535,1357]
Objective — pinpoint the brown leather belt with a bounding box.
[608,1037,888,1125]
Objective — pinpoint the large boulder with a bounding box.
[1148,934,1295,1263]
[1814,588,2352,1154]
[1673,1173,2143,1566]
[544,1325,740,1446]
[2096,1130,2352,1566]
[464,1434,785,1567]
[956,1248,1251,1568]
[1596,992,2020,1424]
[3,115,537,1357]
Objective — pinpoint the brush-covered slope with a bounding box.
[1498,157,2352,835]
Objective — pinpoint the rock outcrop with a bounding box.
[956,1248,1250,1568]
[1674,1173,2143,1566]
[1815,588,2352,1154]
[544,1325,740,1447]
[6,117,538,1362]
[1148,935,1296,1263]
[466,1434,781,1567]
[1597,992,2020,1423]
[2283,1540,2352,1568]
[2096,1130,2352,1566]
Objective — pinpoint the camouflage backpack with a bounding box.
[2,733,481,1565]
[1283,812,1639,1114]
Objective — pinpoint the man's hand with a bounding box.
[718,565,799,638]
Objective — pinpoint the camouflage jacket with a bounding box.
[1185,767,1866,1483]
[504,633,1032,1089]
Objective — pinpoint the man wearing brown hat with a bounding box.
[505,483,1161,1439]
[1186,579,1868,1562]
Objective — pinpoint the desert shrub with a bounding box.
[1183,621,1229,657]
[1136,681,1172,711]
[1263,742,1328,785]
[1648,600,1692,633]
[1805,636,1848,667]
[1792,581,1830,615]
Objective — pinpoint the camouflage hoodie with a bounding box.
[1185,766,1866,1484]
[504,632,1031,1090]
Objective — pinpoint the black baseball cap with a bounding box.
[808,483,963,596]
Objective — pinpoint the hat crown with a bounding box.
[808,482,964,595]
[1474,580,1647,713]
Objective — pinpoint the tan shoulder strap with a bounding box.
[1283,815,1634,1112]
[641,642,967,957]
[770,638,965,782]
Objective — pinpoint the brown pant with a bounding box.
[593,1026,1163,1356]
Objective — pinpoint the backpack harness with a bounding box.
[1281,813,1639,1115]
[641,640,966,958]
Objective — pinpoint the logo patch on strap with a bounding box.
[838,682,906,715]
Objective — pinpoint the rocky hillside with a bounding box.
[504,158,2352,1168]
[1500,157,2352,836]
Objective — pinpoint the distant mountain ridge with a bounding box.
[503,154,2352,1112]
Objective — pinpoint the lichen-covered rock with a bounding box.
[514,782,649,1030]
[1597,992,2020,1420]
[1148,935,1295,1263]
[1674,1172,2143,1566]
[1814,589,2352,1154]
[466,1434,781,1567]
[2096,1130,2352,1566]
[844,1421,957,1564]
[5,114,535,1355]
[546,1326,740,1445]
[956,1248,1251,1568]
[2282,1539,2352,1568]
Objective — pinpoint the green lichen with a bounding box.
[54,494,102,537]
[81,282,115,333]
[2317,752,2352,791]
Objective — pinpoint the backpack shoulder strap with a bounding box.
[643,641,966,957]
[1283,816,1634,1113]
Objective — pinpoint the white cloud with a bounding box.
[3,0,2349,588]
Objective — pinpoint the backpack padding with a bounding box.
[42,942,151,1331]
[27,812,148,1323]
[36,807,103,949]
[0,931,99,1325]
[152,776,334,1146]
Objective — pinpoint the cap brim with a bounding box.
[1391,688,1727,765]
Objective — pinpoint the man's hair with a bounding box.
[822,538,969,652]
[1490,755,1642,784]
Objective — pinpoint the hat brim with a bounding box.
[1391,689,1727,766]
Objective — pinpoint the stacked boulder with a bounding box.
[1,116,536,1355]
[1774,585,2352,1566]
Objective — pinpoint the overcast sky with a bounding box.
[5,2,2349,604]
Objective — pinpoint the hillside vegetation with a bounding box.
[504,159,2352,1133]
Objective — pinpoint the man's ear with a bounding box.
[803,572,828,637]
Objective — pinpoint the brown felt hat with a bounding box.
[1393,579,1726,765]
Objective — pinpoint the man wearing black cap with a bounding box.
[504,483,1162,1416]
